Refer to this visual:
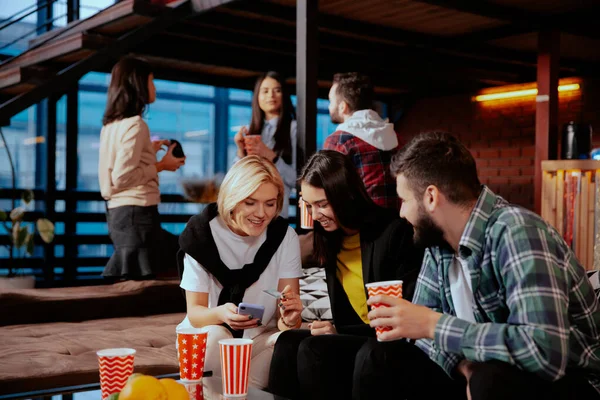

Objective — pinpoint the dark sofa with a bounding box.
[0,279,186,395]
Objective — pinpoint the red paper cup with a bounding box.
[97,348,136,400]
[183,382,204,400]
[243,135,262,152]
[299,197,313,229]
[366,280,403,341]
[176,326,209,383]
[219,338,253,397]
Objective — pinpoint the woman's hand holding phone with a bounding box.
[218,303,260,330]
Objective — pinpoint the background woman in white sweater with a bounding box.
[98,56,185,279]
[233,71,297,218]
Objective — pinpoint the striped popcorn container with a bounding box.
[219,338,253,397]
[365,280,403,340]
[299,197,313,229]
[176,326,209,383]
[96,348,136,400]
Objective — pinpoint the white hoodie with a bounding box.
[336,109,398,151]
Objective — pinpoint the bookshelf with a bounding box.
[541,160,600,270]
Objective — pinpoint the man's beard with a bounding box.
[330,109,343,124]
[413,211,446,248]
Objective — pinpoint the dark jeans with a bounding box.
[270,329,599,400]
[358,341,599,400]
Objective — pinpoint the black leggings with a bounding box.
[268,329,464,400]
[269,329,599,400]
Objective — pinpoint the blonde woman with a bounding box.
[177,156,303,389]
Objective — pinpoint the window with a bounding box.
[78,86,106,191]
[229,89,253,102]
[147,95,216,194]
[80,0,117,19]
[0,1,37,55]
[227,105,252,168]
[317,114,336,150]
[0,106,37,189]
[56,95,67,190]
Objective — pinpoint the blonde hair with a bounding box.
[218,156,284,231]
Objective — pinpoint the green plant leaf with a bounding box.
[22,190,34,205]
[10,207,25,222]
[26,233,34,256]
[37,218,55,243]
[0,210,6,221]
[13,224,29,248]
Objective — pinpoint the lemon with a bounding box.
[159,378,190,400]
[118,375,168,400]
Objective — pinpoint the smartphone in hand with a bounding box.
[238,302,265,321]
[263,289,282,298]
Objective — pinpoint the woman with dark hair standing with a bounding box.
[233,71,296,218]
[268,150,423,400]
[98,56,185,279]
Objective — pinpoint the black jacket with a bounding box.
[323,208,424,336]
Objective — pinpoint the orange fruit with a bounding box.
[159,378,190,400]
[118,374,168,400]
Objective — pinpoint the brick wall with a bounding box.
[394,78,600,211]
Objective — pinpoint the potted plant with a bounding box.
[0,190,55,289]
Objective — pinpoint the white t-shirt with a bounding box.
[449,255,476,323]
[179,216,303,338]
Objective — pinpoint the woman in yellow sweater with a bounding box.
[268,150,423,399]
[98,56,185,279]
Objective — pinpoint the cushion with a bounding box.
[300,267,332,321]
[0,279,186,326]
[0,312,185,395]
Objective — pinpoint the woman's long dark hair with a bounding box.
[248,71,295,164]
[102,56,153,125]
[299,150,380,265]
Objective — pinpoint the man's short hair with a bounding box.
[333,72,374,113]
[391,131,481,205]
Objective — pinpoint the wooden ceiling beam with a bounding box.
[413,0,600,40]
[409,0,538,25]
[220,1,573,71]
[174,17,535,80]
[145,29,530,90]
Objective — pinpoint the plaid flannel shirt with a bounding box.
[324,130,400,210]
[414,186,600,392]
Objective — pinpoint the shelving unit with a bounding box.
[542,160,600,270]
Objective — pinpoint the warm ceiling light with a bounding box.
[474,83,580,102]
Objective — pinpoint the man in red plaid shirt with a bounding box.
[325,72,401,210]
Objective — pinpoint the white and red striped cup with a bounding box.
[366,280,403,341]
[219,338,253,397]
[299,197,313,229]
[176,326,209,383]
[97,348,136,400]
